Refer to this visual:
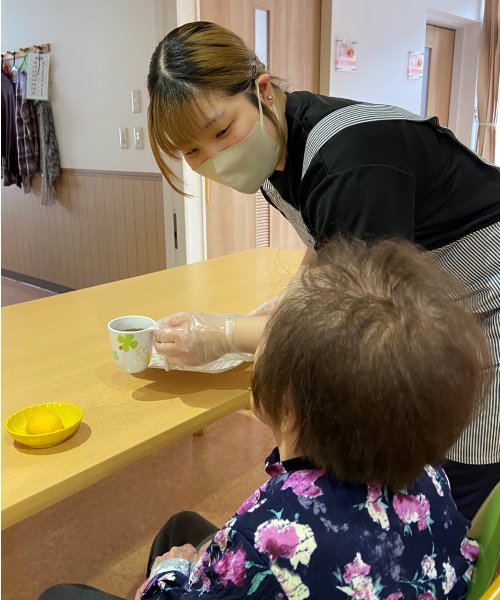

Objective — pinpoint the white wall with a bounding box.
[2,0,160,172]
[328,0,482,145]
[2,0,484,265]
[3,0,481,172]
[330,0,427,112]
[427,0,481,21]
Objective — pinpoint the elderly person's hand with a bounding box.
[151,543,199,568]
[134,543,207,600]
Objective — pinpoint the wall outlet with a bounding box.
[131,90,141,113]
[119,127,128,149]
[133,127,144,149]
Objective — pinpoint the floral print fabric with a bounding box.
[142,449,477,599]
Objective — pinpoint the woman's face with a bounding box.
[179,92,278,170]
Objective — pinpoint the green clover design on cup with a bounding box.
[118,334,138,352]
[108,316,156,374]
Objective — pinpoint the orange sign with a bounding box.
[336,39,357,72]
[407,51,424,79]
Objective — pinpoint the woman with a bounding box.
[147,21,500,519]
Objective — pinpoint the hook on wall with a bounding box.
[1,43,51,62]
[1,43,51,78]
[19,48,30,72]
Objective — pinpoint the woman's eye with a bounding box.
[216,123,232,138]
[183,148,198,156]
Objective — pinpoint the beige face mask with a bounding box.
[194,83,281,194]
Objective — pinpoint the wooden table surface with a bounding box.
[2,247,302,529]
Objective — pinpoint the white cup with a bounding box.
[108,315,157,373]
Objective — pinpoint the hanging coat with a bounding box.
[1,70,21,187]
[15,71,40,193]
[35,100,61,205]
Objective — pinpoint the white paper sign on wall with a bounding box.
[335,39,357,72]
[26,52,50,100]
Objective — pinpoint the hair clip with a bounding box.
[251,57,257,82]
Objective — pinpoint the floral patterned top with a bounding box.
[142,449,478,599]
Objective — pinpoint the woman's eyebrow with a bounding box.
[204,110,225,128]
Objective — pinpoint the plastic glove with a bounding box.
[248,295,282,316]
[154,312,253,368]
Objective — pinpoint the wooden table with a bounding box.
[2,247,302,529]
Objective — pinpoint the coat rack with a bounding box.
[1,43,51,61]
[2,43,52,101]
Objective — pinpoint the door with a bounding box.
[199,0,256,258]
[200,0,321,257]
[423,24,455,126]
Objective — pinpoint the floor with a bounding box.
[1,276,56,306]
[1,278,273,600]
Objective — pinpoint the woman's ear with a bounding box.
[256,73,274,106]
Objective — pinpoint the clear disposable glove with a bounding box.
[154,312,253,369]
[248,295,282,316]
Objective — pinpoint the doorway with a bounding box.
[200,0,321,257]
[422,24,456,126]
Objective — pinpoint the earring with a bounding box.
[267,95,273,100]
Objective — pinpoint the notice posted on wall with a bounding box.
[407,51,424,79]
[335,39,357,72]
[26,52,50,100]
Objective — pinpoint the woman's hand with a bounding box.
[154,312,269,368]
[154,312,238,367]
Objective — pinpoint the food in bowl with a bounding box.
[26,410,64,435]
[5,402,83,449]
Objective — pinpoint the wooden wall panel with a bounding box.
[270,209,306,251]
[1,170,166,290]
[112,177,128,282]
[94,176,110,284]
[133,179,148,278]
[144,180,160,273]
[59,174,69,284]
[103,177,119,283]
[155,179,166,268]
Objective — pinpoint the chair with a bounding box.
[466,483,500,600]
[479,574,500,600]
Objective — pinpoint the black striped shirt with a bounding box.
[262,91,500,465]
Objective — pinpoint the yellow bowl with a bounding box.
[5,402,83,448]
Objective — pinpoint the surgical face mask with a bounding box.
[194,83,281,194]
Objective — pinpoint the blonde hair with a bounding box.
[147,21,286,195]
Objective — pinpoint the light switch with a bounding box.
[119,127,128,149]
[133,127,144,149]
[131,90,141,113]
